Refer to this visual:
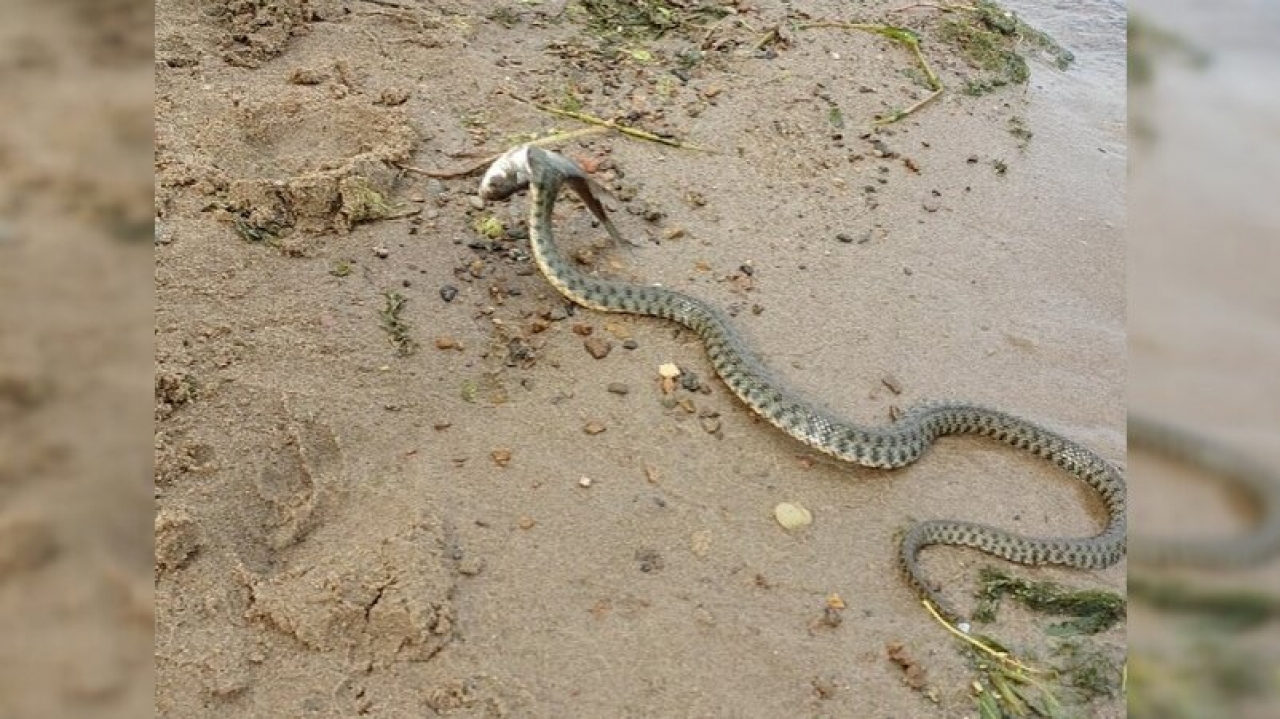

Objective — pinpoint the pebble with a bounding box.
[440,285,458,302]
[373,246,390,258]
[635,548,664,573]
[658,363,681,379]
[578,476,593,488]
[774,502,813,530]
[622,339,639,350]
[435,336,461,350]
[607,382,630,395]
[699,416,721,434]
[680,371,701,392]
[821,606,843,628]
[584,337,613,359]
[583,421,607,435]
[922,198,941,213]
[468,195,485,210]
[836,233,855,243]
[491,448,512,467]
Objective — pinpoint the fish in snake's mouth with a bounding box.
[480,145,626,245]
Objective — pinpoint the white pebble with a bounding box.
[774,502,812,529]
[658,363,681,379]
[578,476,593,488]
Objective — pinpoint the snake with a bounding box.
[1128,414,1280,569]
[479,145,1127,623]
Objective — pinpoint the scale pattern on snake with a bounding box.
[480,145,1127,622]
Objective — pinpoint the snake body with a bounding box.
[481,146,1126,621]
[1129,415,1280,568]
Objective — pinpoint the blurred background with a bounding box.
[0,0,1277,715]
[1128,0,1280,717]
[0,0,154,716]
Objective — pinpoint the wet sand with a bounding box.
[155,1,1125,715]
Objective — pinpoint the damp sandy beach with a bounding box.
[154,1,1126,715]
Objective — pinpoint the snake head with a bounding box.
[528,147,630,246]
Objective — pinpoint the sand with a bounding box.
[155,1,1125,715]
[1127,3,1280,716]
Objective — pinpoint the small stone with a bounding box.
[572,323,594,336]
[529,318,551,333]
[836,233,855,243]
[578,476,593,488]
[603,323,632,340]
[660,379,678,397]
[821,606,843,628]
[458,557,486,576]
[812,677,837,700]
[622,339,639,350]
[517,516,535,530]
[547,307,569,322]
[635,548,664,573]
[774,502,813,530]
[440,285,458,302]
[287,67,326,85]
[433,422,452,431]
[584,337,613,359]
[378,87,410,106]
[468,195,485,210]
[607,382,630,395]
[435,336,461,350]
[491,448,512,467]
[922,198,941,213]
[700,416,721,434]
[373,246,390,258]
[680,371,701,392]
[657,363,681,379]
[583,421,607,435]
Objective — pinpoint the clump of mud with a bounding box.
[211,0,348,68]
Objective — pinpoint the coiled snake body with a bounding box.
[481,146,1127,622]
